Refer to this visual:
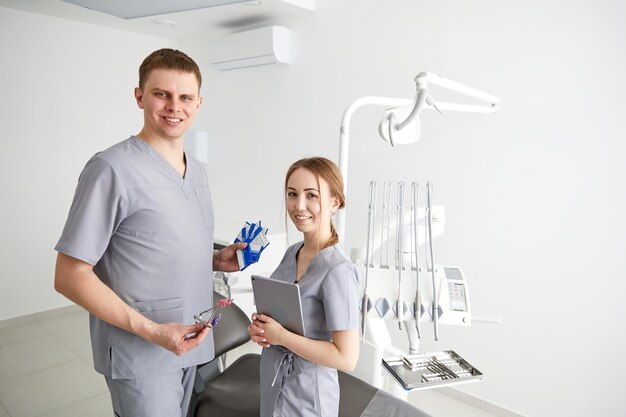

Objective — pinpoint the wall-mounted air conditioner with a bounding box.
[207,25,291,71]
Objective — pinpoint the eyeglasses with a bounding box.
[193,298,234,328]
[194,309,221,328]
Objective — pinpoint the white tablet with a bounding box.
[251,275,305,336]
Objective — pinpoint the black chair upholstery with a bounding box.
[188,292,258,417]
[209,292,252,357]
[195,353,260,417]
[337,371,378,417]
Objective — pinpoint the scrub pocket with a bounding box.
[194,186,214,229]
[110,297,183,379]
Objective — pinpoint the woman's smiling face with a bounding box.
[286,167,338,239]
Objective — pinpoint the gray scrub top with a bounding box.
[260,242,360,417]
[55,136,215,379]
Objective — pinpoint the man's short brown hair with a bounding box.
[138,48,202,91]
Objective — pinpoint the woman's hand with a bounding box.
[252,314,287,346]
[247,313,270,347]
[248,313,359,372]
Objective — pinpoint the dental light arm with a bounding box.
[395,88,429,131]
[417,71,502,109]
[379,72,501,146]
[337,71,501,241]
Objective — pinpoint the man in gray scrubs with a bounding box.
[54,48,244,417]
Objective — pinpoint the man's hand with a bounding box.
[213,242,247,272]
[148,322,211,356]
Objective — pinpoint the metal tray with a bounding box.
[382,350,483,390]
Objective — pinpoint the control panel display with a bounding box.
[448,282,468,312]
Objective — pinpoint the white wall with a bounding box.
[0,7,176,319]
[180,1,626,416]
[1,0,625,416]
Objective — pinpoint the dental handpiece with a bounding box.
[380,181,391,268]
[411,182,421,339]
[396,181,404,330]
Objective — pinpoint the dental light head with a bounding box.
[377,72,501,147]
[378,101,422,146]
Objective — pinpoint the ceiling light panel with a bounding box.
[62,0,249,19]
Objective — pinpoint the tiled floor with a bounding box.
[0,307,501,417]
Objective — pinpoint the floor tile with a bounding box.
[38,311,89,336]
[38,392,113,417]
[71,342,95,367]
[0,359,108,417]
[40,311,94,366]
[0,305,80,332]
[0,322,50,348]
[57,329,92,358]
[0,334,77,381]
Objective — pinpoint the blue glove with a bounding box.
[234,220,270,270]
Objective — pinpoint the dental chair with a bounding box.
[190,293,431,417]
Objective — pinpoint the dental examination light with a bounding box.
[337,71,501,240]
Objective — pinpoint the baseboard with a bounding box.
[438,387,528,417]
[0,304,84,330]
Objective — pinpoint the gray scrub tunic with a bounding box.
[260,242,360,417]
[55,136,215,379]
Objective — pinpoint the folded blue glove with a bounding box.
[234,220,270,270]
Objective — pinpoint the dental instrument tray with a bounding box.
[382,350,482,390]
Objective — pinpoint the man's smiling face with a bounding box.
[134,68,202,142]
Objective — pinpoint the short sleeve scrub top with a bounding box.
[55,136,215,379]
[260,242,360,417]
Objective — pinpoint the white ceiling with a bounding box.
[0,0,314,40]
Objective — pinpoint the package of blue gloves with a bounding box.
[234,220,270,271]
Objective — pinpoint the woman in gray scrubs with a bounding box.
[249,157,360,417]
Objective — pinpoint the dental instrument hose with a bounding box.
[426,182,438,341]
[361,181,376,337]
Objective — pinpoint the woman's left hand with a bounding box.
[248,313,270,348]
[253,314,287,346]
